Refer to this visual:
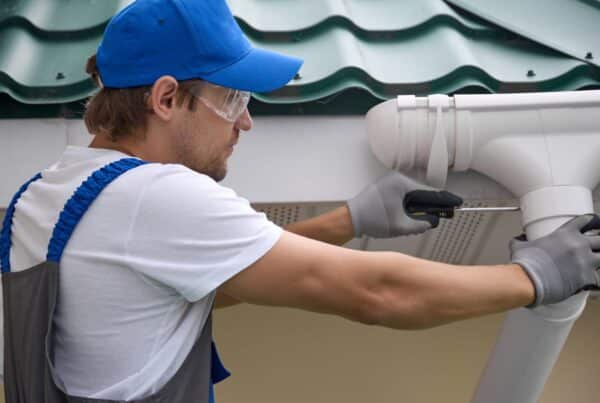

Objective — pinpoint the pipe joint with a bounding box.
[520,186,594,234]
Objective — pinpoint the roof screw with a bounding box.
[56,72,65,80]
[585,52,593,60]
[527,69,536,77]
[293,73,302,80]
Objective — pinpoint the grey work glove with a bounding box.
[510,214,600,307]
[346,171,463,238]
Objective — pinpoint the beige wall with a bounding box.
[1,202,598,402]
[0,289,597,403]
[213,302,600,403]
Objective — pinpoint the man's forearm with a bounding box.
[285,211,534,326]
[220,231,536,329]
[284,205,355,246]
[357,251,535,329]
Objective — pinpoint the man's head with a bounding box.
[85,0,302,181]
[85,56,253,182]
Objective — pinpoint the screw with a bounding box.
[527,69,535,77]
[586,52,593,60]
[56,72,65,80]
[293,73,302,80]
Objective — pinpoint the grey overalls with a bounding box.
[0,158,230,403]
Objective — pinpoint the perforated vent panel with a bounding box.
[253,203,342,227]
[421,200,518,264]
[255,205,303,226]
[429,202,487,263]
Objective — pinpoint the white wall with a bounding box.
[0,119,92,207]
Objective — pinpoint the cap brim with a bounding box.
[200,47,303,93]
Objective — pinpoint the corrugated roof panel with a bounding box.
[446,0,600,67]
[0,0,599,116]
[0,0,130,104]
[251,25,600,103]
[0,24,99,103]
[228,0,495,35]
[0,0,129,34]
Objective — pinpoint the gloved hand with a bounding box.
[346,171,463,238]
[510,214,600,307]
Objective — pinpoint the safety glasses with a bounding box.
[183,81,250,122]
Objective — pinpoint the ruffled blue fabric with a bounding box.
[46,158,147,263]
[211,341,231,383]
[209,341,232,403]
[0,172,42,273]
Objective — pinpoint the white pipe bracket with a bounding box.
[520,186,594,229]
[426,95,451,188]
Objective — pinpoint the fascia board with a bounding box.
[222,116,516,203]
[0,117,523,207]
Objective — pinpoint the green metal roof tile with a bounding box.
[0,0,129,34]
[1,0,599,117]
[0,0,131,105]
[0,24,99,103]
[446,0,600,67]
[251,24,600,103]
[229,0,496,37]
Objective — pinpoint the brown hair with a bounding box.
[84,55,199,141]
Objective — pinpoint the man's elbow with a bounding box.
[351,287,439,330]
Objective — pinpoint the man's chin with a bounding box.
[190,161,228,182]
[211,166,228,182]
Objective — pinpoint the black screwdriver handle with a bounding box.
[404,204,456,219]
[403,189,464,222]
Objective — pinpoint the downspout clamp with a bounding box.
[366,90,600,403]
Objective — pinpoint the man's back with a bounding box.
[6,146,281,399]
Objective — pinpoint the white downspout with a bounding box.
[365,90,600,403]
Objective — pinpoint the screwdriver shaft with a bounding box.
[456,207,520,213]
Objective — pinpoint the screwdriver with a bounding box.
[407,205,520,219]
[407,205,600,235]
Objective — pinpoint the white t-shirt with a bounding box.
[1,146,282,400]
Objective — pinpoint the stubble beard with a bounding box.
[175,137,228,182]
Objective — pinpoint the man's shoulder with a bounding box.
[124,162,219,190]
[121,162,243,211]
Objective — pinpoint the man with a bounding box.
[1,0,599,402]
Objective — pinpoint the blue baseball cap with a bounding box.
[96,0,303,92]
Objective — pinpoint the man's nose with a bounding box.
[234,108,253,131]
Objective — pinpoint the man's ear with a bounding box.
[149,76,179,121]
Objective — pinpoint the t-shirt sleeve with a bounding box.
[125,164,282,302]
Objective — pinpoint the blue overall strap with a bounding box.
[46,158,147,263]
[0,172,43,273]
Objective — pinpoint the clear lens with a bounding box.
[184,81,250,122]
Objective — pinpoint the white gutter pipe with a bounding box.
[366,90,600,403]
